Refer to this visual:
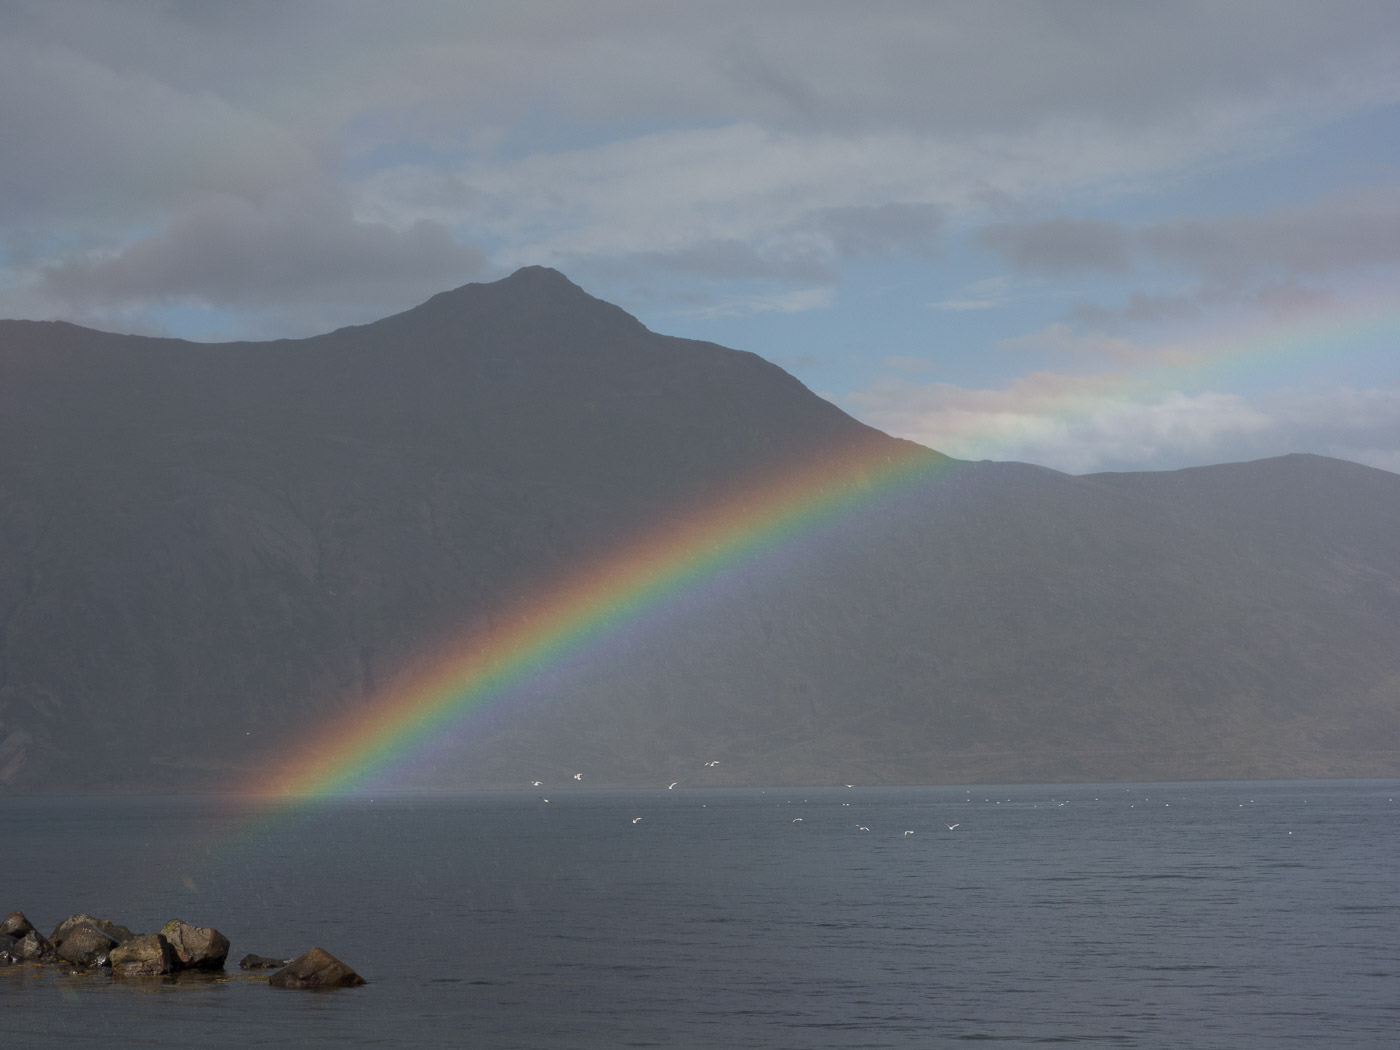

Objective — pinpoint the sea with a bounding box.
[2,780,1397,1048]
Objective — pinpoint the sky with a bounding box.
[3,0,1399,474]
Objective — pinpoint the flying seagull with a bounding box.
[531,780,542,787]
[668,782,678,790]
[904,830,914,836]
[632,817,642,824]
[573,773,583,780]
[946,823,960,830]
[704,760,720,767]
[792,818,803,823]
[857,825,870,832]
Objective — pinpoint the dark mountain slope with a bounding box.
[1,269,1397,791]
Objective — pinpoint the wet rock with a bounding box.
[1,910,35,938]
[55,923,116,968]
[158,919,229,971]
[269,948,366,989]
[110,934,179,977]
[239,953,291,971]
[15,930,58,963]
[0,933,19,964]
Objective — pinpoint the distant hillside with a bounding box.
[1,268,1397,792]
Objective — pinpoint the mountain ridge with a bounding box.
[1,269,1397,792]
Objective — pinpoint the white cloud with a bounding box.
[670,286,834,320]
[928,275,1011,312]
[845,372,1400,475]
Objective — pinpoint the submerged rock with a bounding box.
[55,923,117,968]
[110,934,179,977]
[269,948,366,989]
[159,919,229,971]
[239,953,291,971]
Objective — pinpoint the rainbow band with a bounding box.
[253,436,952,797]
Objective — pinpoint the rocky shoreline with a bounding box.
[0,909,364,989]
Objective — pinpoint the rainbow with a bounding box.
[245,293,1398,799]
[250,436,955,797]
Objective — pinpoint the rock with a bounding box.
[1,910,35,938]
[269,948,366,989]
[50,913,103,944]
[15,930,58,963]
[0,932,19,964]
[158,919,229,970]
[110,934,179,977]
[239,953,292,971]
[55,923,116,968]
[49,913,135,945]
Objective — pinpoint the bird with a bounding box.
[631,817,642,824]
[573,773,582,781]
[538,797,549,803]
[531,780,542,787]
[857,825,870,832]
[792,818,803,823]
[704,760,720,767]
[668,782,678,790]
[903,830,914,836]
[945,823,960,830]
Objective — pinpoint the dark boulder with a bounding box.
[1,910,35,938]
[50,913,135,945]
[269,947,366,989]
[0,932,19,964]
[239,953,291,971]
[158,919,229,970]
[15,930,58,963]
[110,934,179,977]
[55,923,116,968]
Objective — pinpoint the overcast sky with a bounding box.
[4,1,1398,473]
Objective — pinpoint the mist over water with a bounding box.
[5,781,1397,1048]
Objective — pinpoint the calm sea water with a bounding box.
[3,780,1397,1048]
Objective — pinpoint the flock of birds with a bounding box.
[527,763,967,836]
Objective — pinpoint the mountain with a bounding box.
[1,267,1397,792]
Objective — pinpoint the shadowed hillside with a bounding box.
[1,268,1397,792]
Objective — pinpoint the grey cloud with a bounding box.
[1069,281,1338,329]
[978,218,1132,274]
[13,2,1400,141]
[39,189,484,312]
[1140,191,1400,279]
[817,203,945,259]
[0,34,317,230]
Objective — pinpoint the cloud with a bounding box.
[1139,185,1400,280]
[671,286,835,320]
[35,188,484,318]
[978,218,1133,274]
[928,275,1012,312]
[983,186,1400,290]
[844,372,1400,475]
[816,202,945,259]
[0,33,318,232]
[5,2,1400,336]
